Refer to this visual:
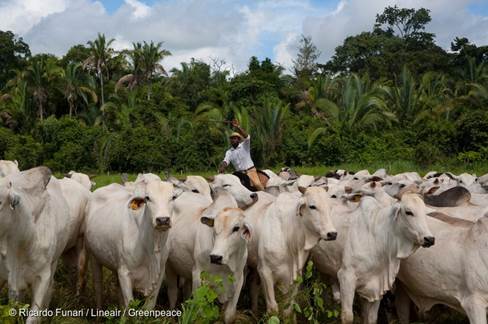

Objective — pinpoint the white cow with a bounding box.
[66,171,95,190]
[165,174,257,309]
[245,187,337,315]
[84,176,177,309]
[0,167,79,324]
[396,213,488,324]
[198,194,252,323]
[0,160,19,177]
[337,194,435,324]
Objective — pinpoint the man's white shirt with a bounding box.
[223,135,254,171]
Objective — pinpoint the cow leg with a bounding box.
[258,264,278,314]
[76,238,87,297]
[166,266,179,308]
[192,267,202,292]
[224,273,244,324]
[395,282,411,324]
[461,296,487,324]
[332,281,341,302]
[360,298,381,324]
[91,257,103,309]
[338,268,357,324]
[117,267,134,308]
[249,269,260,313]
[27,269,53,324]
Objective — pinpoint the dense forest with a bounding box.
[0,6,487,173]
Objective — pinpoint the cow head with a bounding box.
[210,174,258,208]
[298,186,337,241]
[0,167,52,233]
[201,207,252,266]
[127,178,180,231]
[392,193,435,257]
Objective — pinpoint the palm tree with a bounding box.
[117,41,171,99]
[59,63,98,117]
[86,33,115,107]
[308,74,395,148]
[24,58,62,121]
[253,96,288,165]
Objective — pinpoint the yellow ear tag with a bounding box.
[130,198,144,210]
[352,194,362,202]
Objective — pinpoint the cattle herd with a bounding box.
[0,159,488,324]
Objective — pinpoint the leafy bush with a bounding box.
[5,134,42,169]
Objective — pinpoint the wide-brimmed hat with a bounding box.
[229,132,243,139]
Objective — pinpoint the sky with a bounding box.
[0,0,487,73]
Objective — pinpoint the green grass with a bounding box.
[81,160,488,190]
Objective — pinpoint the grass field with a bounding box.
[83,160,488,190]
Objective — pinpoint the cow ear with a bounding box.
[128,197,146,210]
[391,204,401,220]
[14,160,18,166]
[19,166,51,192]
[9,191,20,210]
[201,217,214,227]
[298,186,307,194]
[172,187,184,200]
[425,186,439,195]
[241,223,252,241]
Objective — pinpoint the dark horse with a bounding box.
[232,170,270,192]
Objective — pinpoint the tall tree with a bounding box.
[0,30,31,89]
[116,41,171,99]
[292,35,321,83]
[24,57,62,121]
[86,33,115,107]
[59,63,97,117]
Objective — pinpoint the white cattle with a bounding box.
[338,194,435,324]
[396,213,488,324]
[0,167,79,324]
[245,187,337,315]
[66,171,95,190]
[84,176,177,309]
[198,194,252,323]
[0,160,19,177]
[165,174,257,309]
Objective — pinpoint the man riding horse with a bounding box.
[218,120,265,191]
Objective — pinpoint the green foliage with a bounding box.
[0,3,487,173]
[0,300,29,324]
[292,261,339,324]
[179,272,223,324]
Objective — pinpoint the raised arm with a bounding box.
[231,119,248,138]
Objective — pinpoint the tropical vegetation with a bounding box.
[0,6,487,174]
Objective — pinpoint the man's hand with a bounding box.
[231,119,240,129]
[231,119,248,138]
[218,161,227,174]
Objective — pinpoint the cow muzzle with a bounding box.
[155,217,171,230]
[322,231,338,241]
[210,254,223,265]
[422,236,435,247]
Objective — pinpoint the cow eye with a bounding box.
[232,226,240,233]
[309,205,317,210]
[331,195,337,198]
[192,189,200,193]
[223,184,231,188]
[400,184,406,188]
[387,182,392,185]
[405,210,414,216]
[145,196,151,202]
[353,177,358,180]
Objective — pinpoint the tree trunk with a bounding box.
[99,66,105,108]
